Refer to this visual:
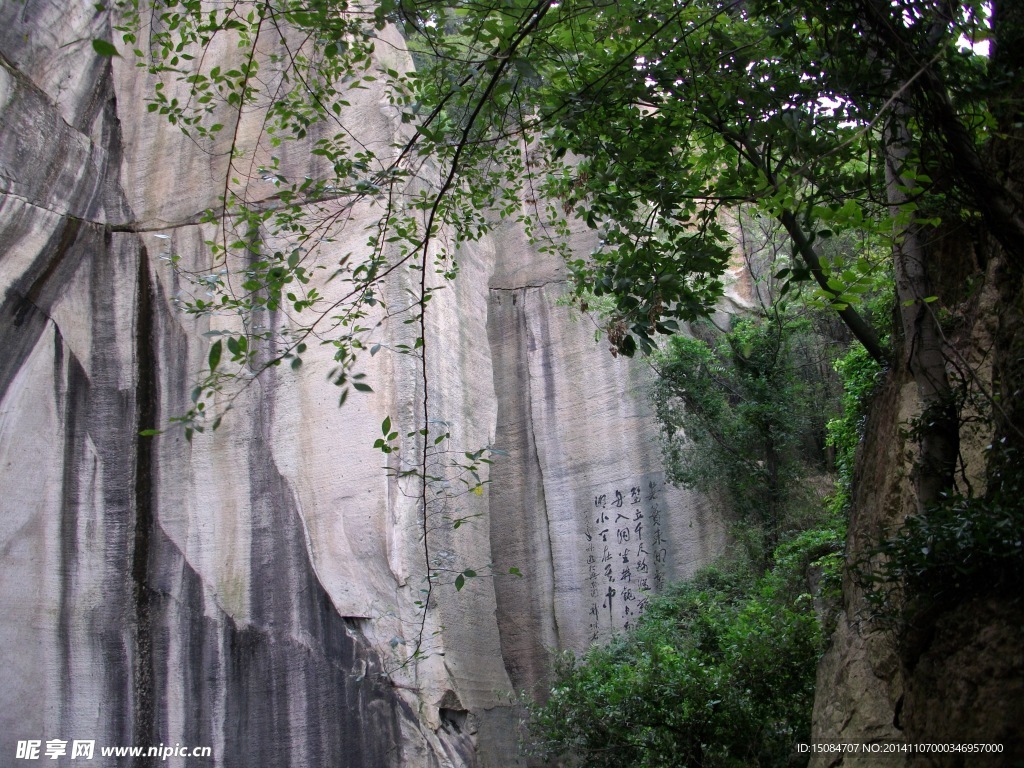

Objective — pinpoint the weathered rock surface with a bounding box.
[0,3,723,766]
[810,234,1024,765]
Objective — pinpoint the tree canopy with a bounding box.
[107,0,1017,419]
[106,0,1021,590]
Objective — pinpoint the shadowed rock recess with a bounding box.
[0,4,724,766]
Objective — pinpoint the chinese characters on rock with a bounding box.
[585,478,668,641]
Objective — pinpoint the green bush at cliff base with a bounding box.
[526,525,843,768]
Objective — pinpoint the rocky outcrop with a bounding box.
[810,223,1024,765]
[0,3,723,766]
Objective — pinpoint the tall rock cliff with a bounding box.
[810,153,1024,767]
[0,3,724,765]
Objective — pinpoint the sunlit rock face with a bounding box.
[0,3,724,766]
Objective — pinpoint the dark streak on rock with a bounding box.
[232,410,407,767]
[91,230,138,749]
[52,323,65,421]
[131,241,156,767]
[526,294,562,646]
[0,216,84,406]
[57,339,89,729]
[485,287,558,699]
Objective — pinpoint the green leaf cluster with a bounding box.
[653,310,842,561]
[824,343,885,515]
[527,525,843,768]
[859,444,1024,621]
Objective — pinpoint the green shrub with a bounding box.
[527,528,843,768]
[859,445,1024,618]
[653,313,840,562]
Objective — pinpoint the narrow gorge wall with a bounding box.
[810,210,1024,764]
[0,4,725,766]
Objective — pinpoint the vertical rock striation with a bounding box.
[0,3,724,766]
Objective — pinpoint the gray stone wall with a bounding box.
[0,3,724,765]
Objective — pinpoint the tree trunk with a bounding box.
[882,107,959,512]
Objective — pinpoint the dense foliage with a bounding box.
[653,312,839,560]
[527,526,842,768]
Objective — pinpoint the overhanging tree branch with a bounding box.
[779,211,886,363]
[856,0,1024,269]
[721,124,886,362]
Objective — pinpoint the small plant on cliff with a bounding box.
[859,443,1024,622]
[824,336,886,516]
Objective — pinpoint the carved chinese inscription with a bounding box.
[584,477,667,640]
